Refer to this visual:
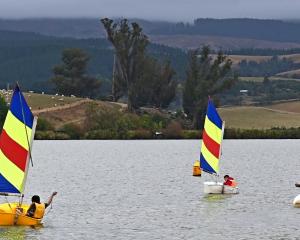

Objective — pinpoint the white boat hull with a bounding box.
[204,181,239,194]
[293,194,300,207]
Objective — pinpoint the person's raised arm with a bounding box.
[46,192,57,206]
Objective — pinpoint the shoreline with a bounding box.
[34,127,300,140]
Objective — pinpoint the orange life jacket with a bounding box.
[33,203,45,219]
[231,179,237,187]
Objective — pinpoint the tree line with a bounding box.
[238,56,300,77]
[150,18,300,43]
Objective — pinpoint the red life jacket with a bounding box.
[224,177,235,186]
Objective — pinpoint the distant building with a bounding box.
[239,89,248,93]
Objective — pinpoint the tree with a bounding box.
[183,46,238,129]
[0,96,8,128]
[111,54,127,102]
[50,48,101,97]
[101,18,149,111]
[149,60,177,108]
[130,57,177,108]
[101,18,177,110]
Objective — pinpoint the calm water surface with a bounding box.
[0,140,300,239]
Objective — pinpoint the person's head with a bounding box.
[224,175,229,181]
[32,195,40,204]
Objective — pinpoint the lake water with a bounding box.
[0,140,300,239]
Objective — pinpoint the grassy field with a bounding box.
[239,77,265,82]
[0,91,82,110]
[280,54,300,63]
[276,68,300,78]
[4,91,300,131]
[29,93,300,130]
[239,76,300,82]
[219,106,300,129]
[227,55,271,64]
[266,101,300,113]
[223,53,300,65]
[36,98,120,129]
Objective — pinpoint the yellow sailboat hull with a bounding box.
[0,203,42,226]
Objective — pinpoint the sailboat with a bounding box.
[293,183,300,207]
[0,85,40,225]
[200,99,238,194]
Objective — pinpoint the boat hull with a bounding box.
[293,194,300,207]
[204,181,239,194]
[0,203,42,226]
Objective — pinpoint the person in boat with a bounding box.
[26,192,57,219]
[223,175,237,187]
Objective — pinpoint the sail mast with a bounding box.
[216,121,225,177]
[20,116,37,194]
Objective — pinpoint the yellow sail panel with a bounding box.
[0,150,25,192]
[3,111,32,150]
[203,116,222,144]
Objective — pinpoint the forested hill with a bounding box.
[0,30,187,93]
[151,18,300,43]
[2,18,300,43]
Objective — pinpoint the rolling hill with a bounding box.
[150,35,300,50]
[11,91,300,131]
[24,92,300,131]
[219,104,300,129]
[3,18,300,49]
[0,30,187,92]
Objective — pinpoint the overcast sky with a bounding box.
[1,0,300,22]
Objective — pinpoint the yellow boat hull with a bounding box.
[0,203,42,226]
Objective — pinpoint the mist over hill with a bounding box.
[2,18,300,49]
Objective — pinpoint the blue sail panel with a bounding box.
[200,153,217,174]
[0,174,20,194]
[206,100,222,129]
[9,86,34,129]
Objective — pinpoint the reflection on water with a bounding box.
[203,194,233,202]
[0,227,26,240]
[1,140,299,239]
[0,225,42,240]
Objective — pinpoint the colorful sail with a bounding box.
[0,86,36,194]
[200,99,224,174]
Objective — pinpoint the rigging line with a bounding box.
[17,85,34,167]
[5,196,12,211]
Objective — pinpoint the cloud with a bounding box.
[0,0,300,21]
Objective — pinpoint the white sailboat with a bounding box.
[200,99,238,194]
[293,183,300,207]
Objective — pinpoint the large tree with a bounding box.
[135,59,176,109]
[101,18,177,110]
[183,46,238,129]
[101,18,149,111]
[50,48,101,97]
